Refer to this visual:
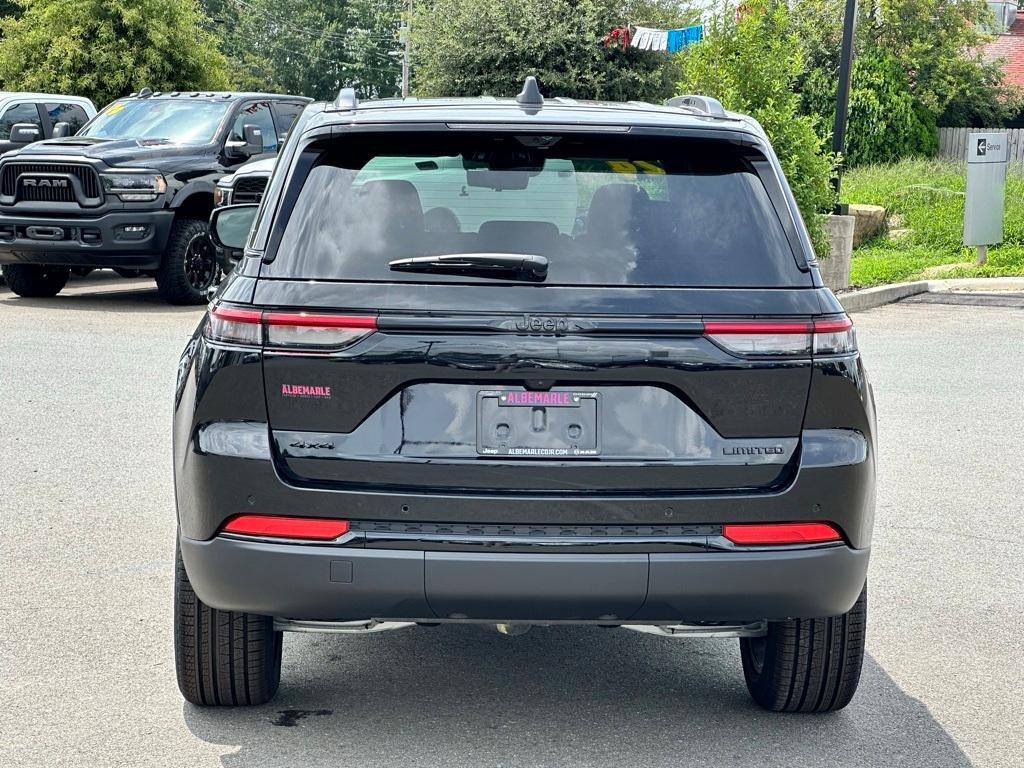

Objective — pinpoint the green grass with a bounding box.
[841,159,1024,287]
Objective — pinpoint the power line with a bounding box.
[222,0,400,46]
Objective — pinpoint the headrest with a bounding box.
[585,183,649,240]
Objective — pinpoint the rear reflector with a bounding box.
[204,304,378,351]
[703,316,856,357]
[222,515,350,540]
[723,522,842,545]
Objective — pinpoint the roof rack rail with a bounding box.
[665,94,726,117]
[330,87,358,111]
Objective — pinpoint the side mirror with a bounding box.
[52,121,72,139]
[209,203,259,250]
[10,123,41,144]
[243,124,264,155]
[225,123,264,159]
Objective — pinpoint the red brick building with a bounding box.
[983,16,1024,89]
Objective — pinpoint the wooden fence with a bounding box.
[938,127,1024,162]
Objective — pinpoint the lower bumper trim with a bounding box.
[180,534,870,624]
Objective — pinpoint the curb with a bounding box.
[838,277,1024,313]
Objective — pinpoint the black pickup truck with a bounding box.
[0,89,309,303]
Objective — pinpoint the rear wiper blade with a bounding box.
[388,253,548,281]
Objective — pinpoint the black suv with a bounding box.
[174,81,875,712]
[0,89,309,303]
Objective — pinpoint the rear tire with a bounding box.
[174,543,282,706]
[1,264,70,297]
[740,583,866,713]
[155,218,219,305]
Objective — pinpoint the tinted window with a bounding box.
[0,103,42,140]
[273,102,306,140]
[230,101,278,153]
[81,99,228,142]
[44,103,90,133]
[263,133,807,288]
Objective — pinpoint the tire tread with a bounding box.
[174,544,281,706]
[741,584,866,713]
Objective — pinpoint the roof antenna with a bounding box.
[515,76,544,107]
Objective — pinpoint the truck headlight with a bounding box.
[214,184,231,207]
[100,171,167,202]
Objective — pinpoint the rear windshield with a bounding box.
[261,133,808,287]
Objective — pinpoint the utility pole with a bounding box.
[831,0,857,212]
[400,0,412,98]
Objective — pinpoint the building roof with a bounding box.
[983,18,1024,89]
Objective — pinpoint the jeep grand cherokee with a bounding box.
[173,80,875,712]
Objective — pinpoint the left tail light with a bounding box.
[204,304,378,352]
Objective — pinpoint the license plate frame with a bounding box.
[476,389,600,458]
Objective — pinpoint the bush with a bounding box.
[794,0,1016,166]
[676,0,835,254]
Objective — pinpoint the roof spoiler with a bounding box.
[665,94,726,117]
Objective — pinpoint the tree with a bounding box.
[410,0,697,101]
[0,0,230,108]
[676,0,835,251]
[204,0,403,100]
[792,0,1020,164]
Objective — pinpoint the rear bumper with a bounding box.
[0,210,174,268]
[179,533,870,623]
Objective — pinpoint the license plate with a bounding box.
[476,390,600,457]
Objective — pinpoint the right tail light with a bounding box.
[703,316,856,357]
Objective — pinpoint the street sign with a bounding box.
[964,131,1008,264]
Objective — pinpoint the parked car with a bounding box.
[0,89,310,304]
[0,92,96,156]
[212,156,275,273]
[175,80,876,712]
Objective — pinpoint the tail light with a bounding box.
[205,304,377,352]
[222,514,350,540]
[206,306,262,345]
[703,316,855,357]
[263,311,377,350]
[723,522,843,545]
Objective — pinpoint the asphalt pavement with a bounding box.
[1,272,1021,767]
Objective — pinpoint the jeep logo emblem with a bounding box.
[514,314,571,334]
[23,177,68,188]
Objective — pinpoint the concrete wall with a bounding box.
[819,214,855,291]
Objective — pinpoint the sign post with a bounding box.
[964,132,1008,265]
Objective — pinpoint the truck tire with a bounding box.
[740,583,866,713]
[156,218,219,305]
[174,543,282,706]
[1,264,70,298]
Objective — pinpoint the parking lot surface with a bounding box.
[1,273,1021,767]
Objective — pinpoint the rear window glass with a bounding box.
[261,133,806,287]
